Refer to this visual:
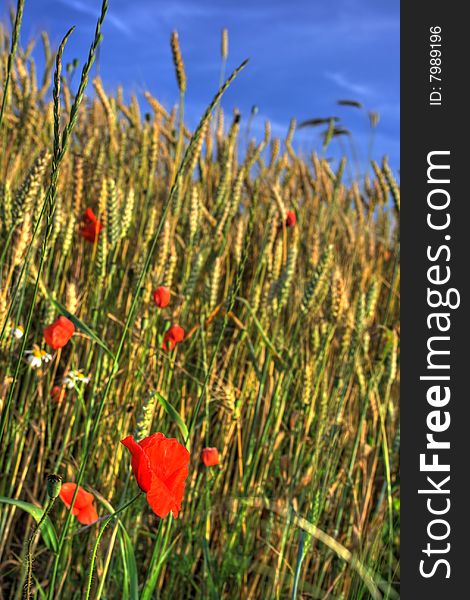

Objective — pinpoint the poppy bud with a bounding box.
[201,447,219,467]
[47,474,63,499]
[51,385,66,403]
[286,210,296,228]
[153,286,171,308]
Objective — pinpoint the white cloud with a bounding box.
[324,72,373,99]
[58,0,132,36]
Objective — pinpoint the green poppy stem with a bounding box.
[25,497,56,599]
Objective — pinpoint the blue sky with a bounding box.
[13,0,399,173]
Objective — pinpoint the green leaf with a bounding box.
[202,538,219,600]
[0,497,58,553]
[156,392,189,448]
[140,530,179,600]
[117,522,139,600]
[49,297,115,359]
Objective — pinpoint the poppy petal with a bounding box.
[146,476,176,519]
[59,483,95,511]
[164,465,188,510]
[161,336,176,351]
[121,435,153,492]
[145,437,190,481]
[76,502,99,525]
[58,316,75,335]
[169,325,184,342]
[43,316,75,349]
[84,208,97,223]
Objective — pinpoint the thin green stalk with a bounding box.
[0,0,25,129]
[175,88,185,178]
[85,492,141,600]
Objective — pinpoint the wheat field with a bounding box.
[0,3,400,599]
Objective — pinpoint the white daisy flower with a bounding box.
[74,371,90,384]
[41,351,53,364]
[25,347,44,369]
[25,346,53,369]
[12,325,24,339]
[63,370,91,389]
[63,376,74,389]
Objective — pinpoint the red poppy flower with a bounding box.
[79,207,103,243]
[153,286,171,308]
[121,432,190,519]
[201,447,219,467]
[161,324,185,351]
[43,316,75,350]
[51,385,66,403]
[286,210,296,228]
[59,483,98,525]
